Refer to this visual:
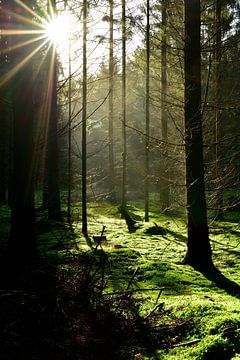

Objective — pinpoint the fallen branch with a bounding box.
[173,339,200,348]
[104,287,165,296]
[144,302,164,320]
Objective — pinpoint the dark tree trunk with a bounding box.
[9,0,37,259]
[121,0,127,210]
[160,0,170,211]
[0,4,8,205]
[144,0,150,222]
[44,49,62,221]
[44,0,62,221]
[183,0,213,270]
[215,0,223,220]
[0,109,6,204]
[68,25,72,225]
[82,0,88,237]
[108,0,115,202]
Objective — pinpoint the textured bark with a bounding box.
[9,0,37,258]
[44,0,62,222]
[108,0,115,201]
[121,0,127,210]
[215,0,223,220]
[68,24,72,225]
[0,109,6,204]
[160,0,170,211]
[144,0,150,222]
[82,0,88,237]
[183,0,213,270]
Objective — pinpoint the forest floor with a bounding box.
[1,201,240,359]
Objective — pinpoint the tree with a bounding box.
[82,0,88,237]
[0,2,9,205]
[183,0,213,270]
[8,0,37,258]
[144,0,150,222]
[108,0,115,201]
[214,0,223,220]
[43,0,62,221]
[121,0,127,210]
[160,0,169,211]
[68,9,72,225]
[0,107,6,204]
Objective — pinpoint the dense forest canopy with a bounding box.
[1,0,240,359]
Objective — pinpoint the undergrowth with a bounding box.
[0,201,240,359]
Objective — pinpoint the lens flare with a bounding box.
[45,13,70,46]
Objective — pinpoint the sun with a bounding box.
[45,13,70,47]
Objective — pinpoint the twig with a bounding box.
[173,339,200,347]
[144,302,164,320]
[126,267,140,291]
[104,287,165,296]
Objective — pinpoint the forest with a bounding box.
[0,0,240,359]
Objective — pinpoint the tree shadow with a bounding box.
[144,224,187,244]
[198,266,240,299]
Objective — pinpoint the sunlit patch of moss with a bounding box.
[1,200,240,359]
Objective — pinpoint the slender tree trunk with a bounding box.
[121,0,127,210]
[144,0,150,222]
[215,0,223,220]
[45,48,62,221]
[44,0,62,221]
[82,0,88,237]
[108,0,115,202]
[9,0,37,259]
[0,4,7,205]
[160,0,169,211]
[68,22,72,225]
[183,0,213,270]
[0,109,6,204]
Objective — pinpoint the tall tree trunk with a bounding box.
[108,0,115,202]
[183,0,213,270]
[0,5,7,205]
[215,0,223,220]
[0,109,6,204]
[9,0,37,259]
[82,0,88,237]
[121,0,127,210]
[44,0,62,221]
[160,0,169,211]
[68,21,72,225]
[144,0,150,222]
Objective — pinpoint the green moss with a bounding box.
[1,201,240,359]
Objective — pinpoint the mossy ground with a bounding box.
[1,201,240,359]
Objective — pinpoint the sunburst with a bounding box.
[0,0,71,87]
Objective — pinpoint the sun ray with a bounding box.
[47,0,56,21]
[0,34,46,54]
[1,30,45,35]
[0,38,49,88]
[14,0,47,25]
[3,7,44,30]
[33,41,53,80]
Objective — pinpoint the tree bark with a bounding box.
[108,0,115,202]
[44,0,62,221]
[183,0,213,270]
[9,0,37,259]
[68,18,72,225]
[0,108,6,204]
[215,0,223,220]
[121,0,127,210]
[160,0,170,211]
[144,0,150,222]
[82,0,88,237]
